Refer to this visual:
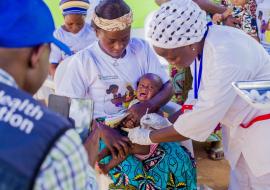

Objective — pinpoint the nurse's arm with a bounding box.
[150,125,188,143]
[168,109,182,123]
[150,63,247,144]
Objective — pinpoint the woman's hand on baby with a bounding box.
[122,119,136,128]
[124,102,153,128]
[97,146,130,174]
[97,122,132,158]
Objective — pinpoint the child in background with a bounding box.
[213,0,259,40]
[49,0,97,76]
[98,73,181,174]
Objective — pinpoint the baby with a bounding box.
[213,0,258,39]
[98,73,171,174]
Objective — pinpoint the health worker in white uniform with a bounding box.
[127,0,270,189]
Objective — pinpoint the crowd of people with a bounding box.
[1,0,270,190]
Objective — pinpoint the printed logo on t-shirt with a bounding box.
[103,83,135,115]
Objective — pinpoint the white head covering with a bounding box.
[147,0,208,49]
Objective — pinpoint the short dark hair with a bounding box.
[92,0,130,29]
[138,73,163,91]
[95,0,130,19]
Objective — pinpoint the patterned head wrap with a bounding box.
[147,0,208,49]
[60,0,90,16]
[92,11,133,31]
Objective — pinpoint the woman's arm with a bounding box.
[98,122,132,158]
[193,0,226,14]
[193,0,240,27]
[168,109,182,123]
[49,63,58,77]
[85,121,132,161]
[150,126,188,143]
[84,126,100,167]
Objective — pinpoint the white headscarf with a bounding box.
[147,0,208,49]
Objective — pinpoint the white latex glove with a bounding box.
[126,127,153,145]
[140,113,172,130]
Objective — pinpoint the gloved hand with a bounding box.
[126,127,154,145]
[140,113,172,130]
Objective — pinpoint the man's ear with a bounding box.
[29,44,47,69]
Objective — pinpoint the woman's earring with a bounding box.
[192,48,196,51]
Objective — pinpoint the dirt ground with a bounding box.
[194,141,230,190]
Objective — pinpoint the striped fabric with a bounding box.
[34,130,97,190]
[60,0,90,16]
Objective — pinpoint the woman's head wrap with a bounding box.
[92,11,133,31]
[60,0,90,16]
[147,0,208,49]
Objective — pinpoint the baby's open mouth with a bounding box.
[139,92,147,97]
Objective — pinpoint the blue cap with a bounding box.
[0,0,72,55]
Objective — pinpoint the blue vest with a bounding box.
[0,82,72,190]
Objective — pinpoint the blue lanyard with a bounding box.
[194,22,212,99]
[194,55,203,99]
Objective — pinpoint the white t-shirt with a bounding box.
[49,23,97,64]
[175,24,270,176]
[55,38,169,118]
[256,0,264,4]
